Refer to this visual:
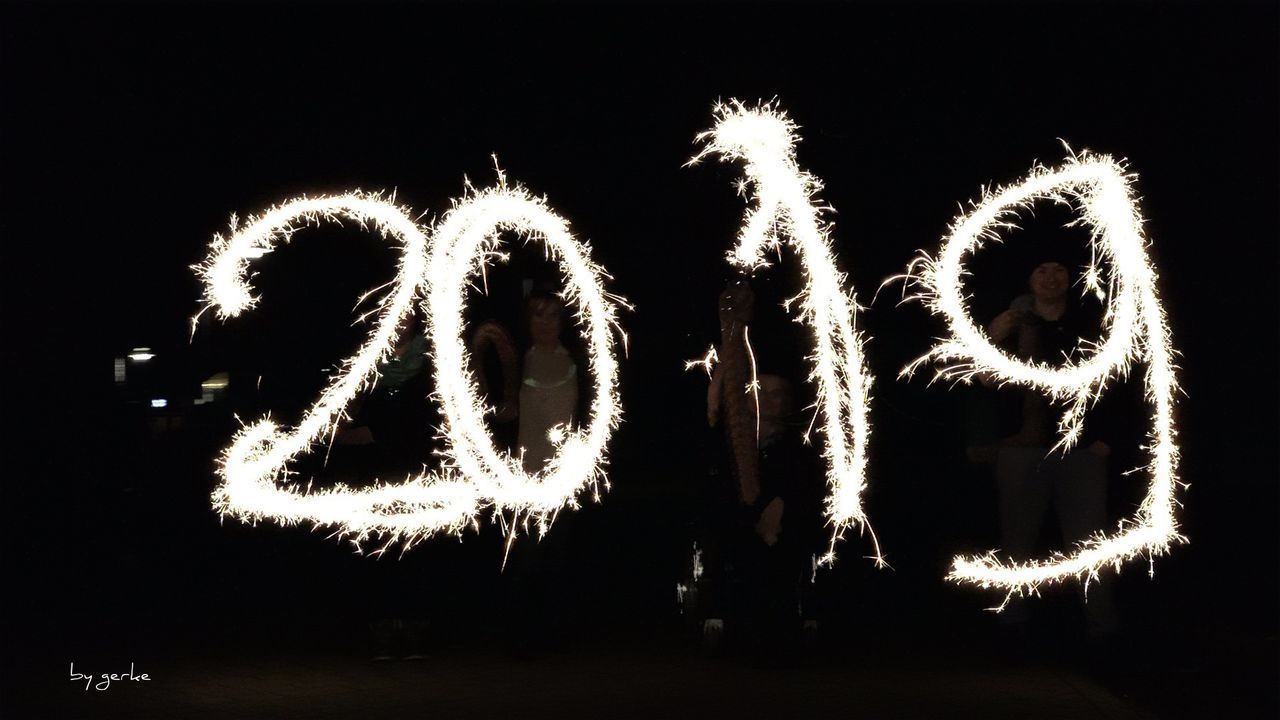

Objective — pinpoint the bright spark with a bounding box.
[195,183,625,552]
[684,345,719,378]
[691,100,883,568]
[897,151,1184,607]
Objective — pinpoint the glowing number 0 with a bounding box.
[902,153,1183,604]
[693,101,883,566]
[195,184,623,551]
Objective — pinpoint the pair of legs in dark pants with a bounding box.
[736,535,804,654]
[500,517,575,653]
[700,517,804,654]
[995,446,1119,636]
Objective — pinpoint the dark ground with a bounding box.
[0,641,1180,720]
[6,620,1276,720]
[2,415,1274,719]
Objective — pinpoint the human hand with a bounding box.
[988,310,1021,343]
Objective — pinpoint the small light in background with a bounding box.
[150,398,168,409]
[200,372,230,404]
[201,372,230,390]
[129,347,155,362]
[114,357,127,383]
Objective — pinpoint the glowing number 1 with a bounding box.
[900,152,1184,606]
[692,101,884,566]
[195,182,624,552]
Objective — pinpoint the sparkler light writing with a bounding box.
[690,100,883,566]
[195,182,625,552]
[898,152,1184,606]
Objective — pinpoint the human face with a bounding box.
[530,300,564,348]
[1029,262,1069,302]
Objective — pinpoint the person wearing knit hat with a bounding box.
[983,251,1121,645]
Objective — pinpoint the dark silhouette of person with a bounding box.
[697,279,823,658]
[982,256,1121,641]
[498,289,586,656]
[517,292,580,474]
[333,313,435,660]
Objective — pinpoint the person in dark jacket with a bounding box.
[983,256,1121,640]
[700,365,823,656]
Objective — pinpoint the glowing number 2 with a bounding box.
[901,153,1183,605]
[195,184,624,551]
[692,101,883,566]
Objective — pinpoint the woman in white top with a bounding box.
[517,292,579,474]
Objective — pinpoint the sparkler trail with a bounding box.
[684,345,719,378]
[195,182,625,552]
[426,182,625,526]
[898,152,1184,606]
[743,324,762,445]
[690,100,883,567]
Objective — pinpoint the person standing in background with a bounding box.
[518,291,579,474]
[984,255,1121,644]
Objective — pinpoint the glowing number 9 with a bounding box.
[901,153,1183,603]
[693,101,883,566]
[195,184,623,551]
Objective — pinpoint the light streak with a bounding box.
[743,324,762,445]
[690,100,883,567]
[676,541,705,613]
[684,345,719,378]
[426,181,624,526]
[897,151,1184,606]
[195,182,624,552]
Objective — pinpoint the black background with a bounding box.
[2,1,1277,717]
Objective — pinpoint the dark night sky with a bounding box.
[1,0,1277,689]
